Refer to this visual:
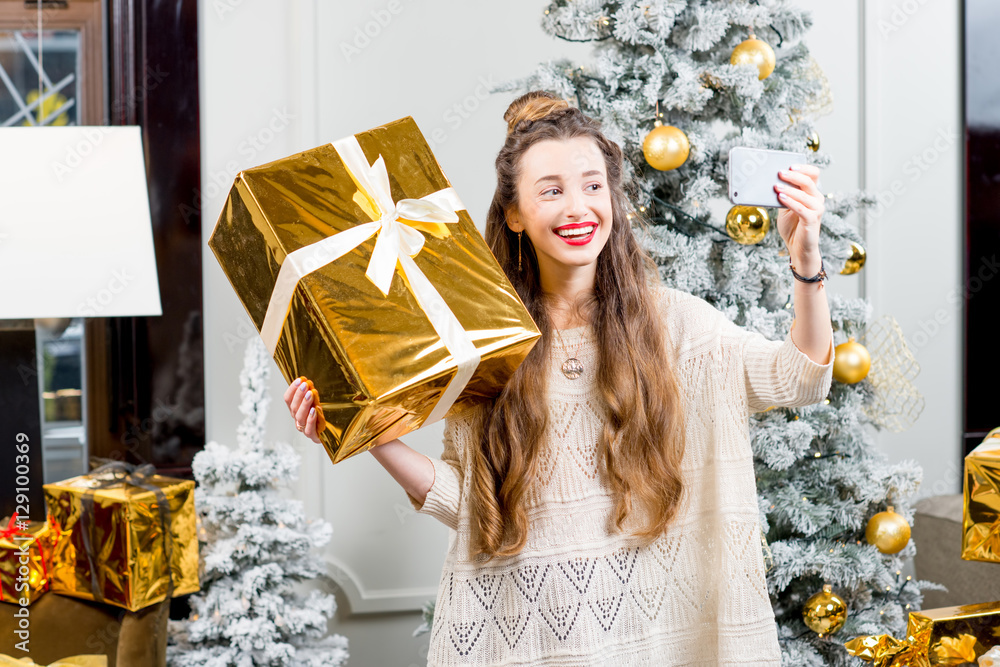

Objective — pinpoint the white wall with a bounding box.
[198,1,963,665]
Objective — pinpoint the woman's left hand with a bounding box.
[775,164,824,265]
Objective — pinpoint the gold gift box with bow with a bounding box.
[963,427,1000,563]
[845,600,1000,666]
[0,515,57,606]
[208,116,540,465]
[0,655,106,667]
[43,470,199,612]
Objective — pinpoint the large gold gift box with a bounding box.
[846,600,1000,666]
[963,427,1000,563]
[0,656,106,667]
[43,466,199,612]
[0,515,57,606]
[208,116,540,464]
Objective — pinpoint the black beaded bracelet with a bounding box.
[789,258,828,284]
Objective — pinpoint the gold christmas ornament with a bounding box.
[730,34,776,80]
[803,584,848,636]
[833,338,871,384]
[725,205,770,245]
[841,242,867,275]
[642,120,689,171]
[865,506,911,554]
[806,130,821,152]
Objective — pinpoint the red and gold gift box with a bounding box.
[208,116,540,465]
[963,427,1000,563]
[43,465,199,612]
[0,514,58,606]
[846,600,1000,666]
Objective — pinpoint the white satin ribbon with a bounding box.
[260,135,480,426]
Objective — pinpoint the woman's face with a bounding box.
[508,136,614,282]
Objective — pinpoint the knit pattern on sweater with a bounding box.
[409,286,835,666]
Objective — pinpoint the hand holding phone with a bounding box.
[728,147,807,208]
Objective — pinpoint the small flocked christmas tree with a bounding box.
[489,1,942,665]
[167,337,349,667]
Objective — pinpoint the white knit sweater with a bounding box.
[409,285,835,666]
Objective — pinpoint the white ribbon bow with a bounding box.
[260,135,481,426]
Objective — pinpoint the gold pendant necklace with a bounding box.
[552,325,584,380]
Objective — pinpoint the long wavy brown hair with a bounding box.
[467,91,688,560]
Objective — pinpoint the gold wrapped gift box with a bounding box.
[845,600,1000,666]
[43,466,199,612]
[963,427,1000,563]
[0,656,106,667]
[0,515,58,606]
[209,116,540,465]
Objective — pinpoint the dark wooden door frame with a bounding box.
[962,0,1000,455]
[87,0,204,474]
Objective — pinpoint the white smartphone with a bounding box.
[728,146,807,208]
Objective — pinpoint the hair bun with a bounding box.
[504,91,571,136]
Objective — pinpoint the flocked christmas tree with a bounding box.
[490,1,941,665]
[167,337,349,667]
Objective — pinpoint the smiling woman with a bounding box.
[284,90,835,666]
[505,136,614,294]
[409,92,830,665]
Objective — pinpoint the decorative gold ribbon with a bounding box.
[260,135,480,426]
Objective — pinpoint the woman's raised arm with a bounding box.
[775,164,833,365]
[283,377,459,523]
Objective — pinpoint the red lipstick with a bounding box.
[553,222,598,246]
